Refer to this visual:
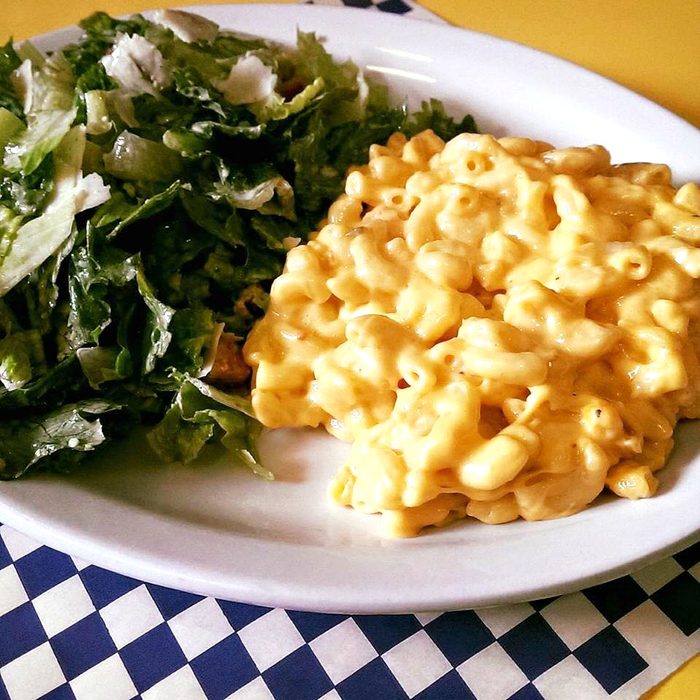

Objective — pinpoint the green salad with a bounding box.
[0,9,477,479]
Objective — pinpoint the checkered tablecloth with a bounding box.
[1,523,698,700]
[1,2,700,699]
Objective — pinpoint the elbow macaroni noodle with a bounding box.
[244,130,700,537]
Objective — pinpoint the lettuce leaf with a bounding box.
[3,108,77,175]
[103,131,184,182]
[0,107,23,151]
[76,346,123,389]
[0,194,75,297]
[0,355,83,412]
[95,180,182,237]
[149,378,269,478]
[405,98,478,140]
[0,331,44,390]
[0,125,109,298]
[0,399,123,478]
[0,40,23,118]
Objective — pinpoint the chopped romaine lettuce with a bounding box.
[0,10,478,478]
[0,194,74,296]
[0,331,44,390]
[149,378,269,478]
[0,400,123,478]
[0,107,23,150]
[103,131,183,181]
[3,108,76,175]
[0,40,23,118]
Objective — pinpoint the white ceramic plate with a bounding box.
[1,4,698,614]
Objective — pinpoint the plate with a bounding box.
[1,4,698,614]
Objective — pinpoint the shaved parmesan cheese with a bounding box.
[214,54,276,105]
[76,173,111,213]
[151,9,219,44]
[101,34,170,96]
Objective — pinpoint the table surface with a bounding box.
[1,1,699,698]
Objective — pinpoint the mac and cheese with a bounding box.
[244,130,700,537]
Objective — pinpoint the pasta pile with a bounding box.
[244,131,700,536]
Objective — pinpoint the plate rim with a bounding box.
[0,493,698,614]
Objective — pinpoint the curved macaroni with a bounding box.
[244,131,700,537]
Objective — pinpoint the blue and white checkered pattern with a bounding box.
[1,523,698,700]
[303,0,444,23]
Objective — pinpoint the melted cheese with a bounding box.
[244,131,700,537]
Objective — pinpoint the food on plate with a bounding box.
[245,130,700,536]
[0,11,476,478]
